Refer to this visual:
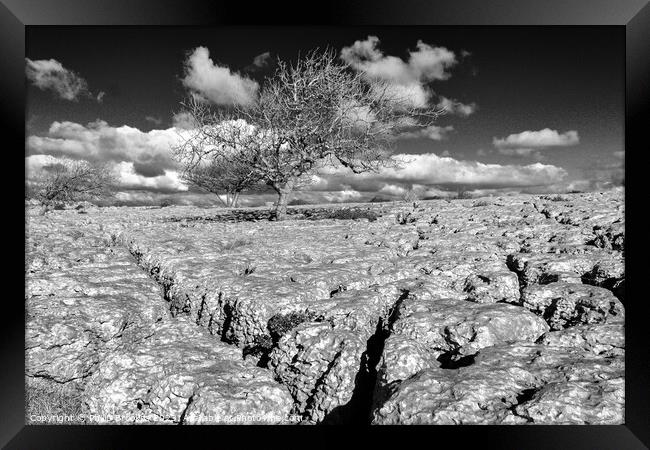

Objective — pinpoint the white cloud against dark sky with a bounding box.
[341,36,458,109]
[494,128,579,149]
[182,46,259,106]
[25,58,104,102]
[25,27,624,203]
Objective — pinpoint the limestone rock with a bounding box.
[372,342,624,425]
[84,318,293,424]
[520,282,624,330]
[25,190,625,425]
[537,322,624,356]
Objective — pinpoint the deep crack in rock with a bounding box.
[321,289,410,424]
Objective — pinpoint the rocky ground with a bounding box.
[25,189,625,424]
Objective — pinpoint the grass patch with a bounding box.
[242,311,317,366]
[267,311,316,341]
[26,378,86,423]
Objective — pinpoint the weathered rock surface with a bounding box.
[84,318,294,424]
[372,341,624,424]
[519,282,624,330]
[390,289,549,359]
[26,229,168,386]
[537,322,624,355]
[26,189,625,424]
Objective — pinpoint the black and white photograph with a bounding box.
[7,0,647,437]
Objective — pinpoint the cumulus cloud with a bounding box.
[398,125,454,141]
[496,148,545,160]
[436,96,477,117]
[145,116,163,126]
[113,162,188,192]
[25,154,66,174]
[493,128,579,154]
[341,36,456,83]
[25,58,101,102]
[341,36,459,108]
[26,120,192,189]
[182,46,259,106]
[26,152,188,194]
[408,41,457,81]
[378,183,408,197]
[381,153,567,186]
[309,152,567,194]
[171,111,198,130]
[379,83,430,109]
[252,51,271,68]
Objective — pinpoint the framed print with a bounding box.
[2,0,648,447]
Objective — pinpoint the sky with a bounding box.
[25,26,625,206]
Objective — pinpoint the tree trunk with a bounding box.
[272,180,294,221]
[232,191,240,208]
[214,193,228,208]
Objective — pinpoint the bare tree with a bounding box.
[402,186,420,206]
[32,160,115,213]
[173,103,270,208]
[179,155,258,208]
[175,49,443,220]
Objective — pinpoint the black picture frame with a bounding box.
[3,0,648,447]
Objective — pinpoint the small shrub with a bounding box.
[103,232,119,247]
[33,160,115,213]
[267,311,316,342]
[69,230,84,241]
[396,211,417,225]
[472,200,491,207]
[240,262,257,276]
[243,334,274,358]
[159,199,173,208]
[402,188,419,204]
[242,311,317,367]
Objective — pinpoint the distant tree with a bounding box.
[178,153,259,208]
[456,186,473,199]
[159,198,174,208]
[402,187,420,204]
[175,49,442,220]
[32,160,115,213]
